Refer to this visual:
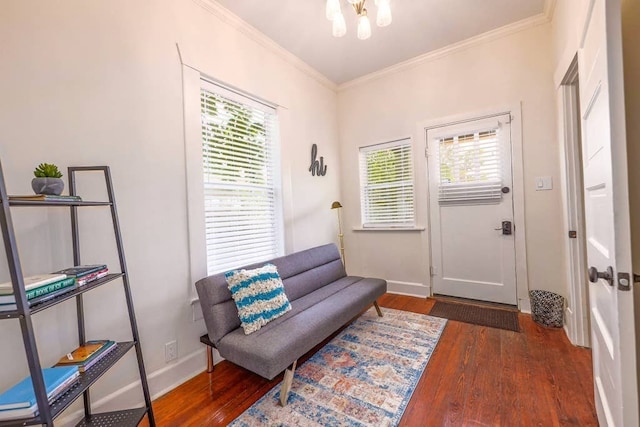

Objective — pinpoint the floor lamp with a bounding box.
[331,201,345,269]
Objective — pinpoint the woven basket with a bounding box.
[529,290,565,328]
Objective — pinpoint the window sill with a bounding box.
[352,226,426,232]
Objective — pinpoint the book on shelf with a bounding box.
[0,286,78,311]
[0,366,79,420]
[0,277,76,305]
[76,268,109,286]
[0,303,16,312]
[26,278,76,300]
[55,340,117,372]
[53,265,107,280]
[28,283,78,306]
[0,274,67,295]
[8,194,82,202]
[0,296,16,305]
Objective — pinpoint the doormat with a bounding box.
[429,300,520,332]
[229,307,447,427]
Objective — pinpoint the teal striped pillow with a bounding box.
[225,264,291,335]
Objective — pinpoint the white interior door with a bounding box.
[579,0,638,425]
[427,115,517,305]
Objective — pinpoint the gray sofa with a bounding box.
[195,243,387,405]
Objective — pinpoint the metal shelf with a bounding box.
[4,200,111,207]
[0,274,125,320]
[0,164,155,426]
[0,342,136,426]
[76,408,148,427]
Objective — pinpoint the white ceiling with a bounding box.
[214,0,547,85]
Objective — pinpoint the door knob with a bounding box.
[588,266,614,286]
[494,221,512,235]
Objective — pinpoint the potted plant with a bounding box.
[31,163,64,195]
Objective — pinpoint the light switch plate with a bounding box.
[535,176,553,191]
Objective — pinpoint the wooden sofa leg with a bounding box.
[373,300,383,317]
[279,360,297,406]
[206,345,214,373]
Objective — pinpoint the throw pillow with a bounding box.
[225,263,291,335]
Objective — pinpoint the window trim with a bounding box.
[183,66,285,305]
[358,137,416,229]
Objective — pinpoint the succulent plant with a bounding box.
[33,163,63,178]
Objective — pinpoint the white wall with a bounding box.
[0,0,340,422]
[337,22,563,309]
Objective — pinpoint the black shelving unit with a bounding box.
[0,163,155,427]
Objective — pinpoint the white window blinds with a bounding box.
[359,139,415,227]
[200,81,282,274]
[438,128,502,204]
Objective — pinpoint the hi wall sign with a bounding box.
[309,144,327,176]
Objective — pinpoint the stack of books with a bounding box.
[55,340,117,373]
[53,265,108,287]
[0,274,76,311]
[8,194,83,202]
[0,366,79,421]
[0,265,109,311]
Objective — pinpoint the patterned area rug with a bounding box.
[230,307,447,427]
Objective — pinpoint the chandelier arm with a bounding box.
[352,0,366,16]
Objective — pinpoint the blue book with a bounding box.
[0,367,79,412]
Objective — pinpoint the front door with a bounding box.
[427,114,517,305]
[579,0,638,425]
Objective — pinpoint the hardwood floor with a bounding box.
[141,294,597,426]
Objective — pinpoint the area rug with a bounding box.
[229,307,447,427]
[429,300,520,332]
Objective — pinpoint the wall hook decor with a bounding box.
[309,144,327,176]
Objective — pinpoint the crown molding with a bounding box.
[544,0,558,22]
[339,1,557,91]
[191,0,338,92]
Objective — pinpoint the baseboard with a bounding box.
[56,347,207,426]
[387,281,430,298]
[518,295,532,313]
[563,306,574,344]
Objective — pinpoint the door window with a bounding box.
[438,127,503,205]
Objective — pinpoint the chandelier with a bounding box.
[326,0,392,40]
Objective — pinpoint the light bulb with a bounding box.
[326,0,341,21]
[333,12,347,37]
[376,0,392,27]
[357,14,371,40]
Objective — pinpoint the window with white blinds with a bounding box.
[438,128,502,204]
[200,81,283,274]
[359,139,415,227]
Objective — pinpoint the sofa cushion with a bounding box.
[225,264,291,334]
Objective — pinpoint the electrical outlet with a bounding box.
[165,340,177,363]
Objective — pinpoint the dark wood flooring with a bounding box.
[141,294,598,426]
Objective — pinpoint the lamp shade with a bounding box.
[331,201,343,209]
[376,0,392,27]
[332,12,347,37]
[357,14,371,40]
[326,0,341,20]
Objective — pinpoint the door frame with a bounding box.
[418,104,530,311]
[557,56,591,347]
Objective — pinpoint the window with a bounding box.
[437,127,502,204]
[359,138,415,227]
[200,80,283,274]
